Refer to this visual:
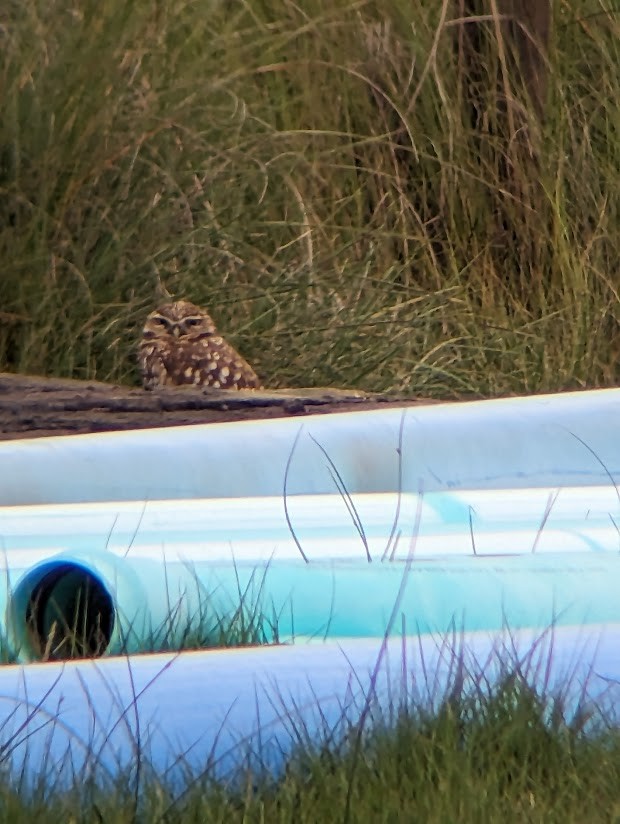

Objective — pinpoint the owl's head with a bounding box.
[142,300,217,341]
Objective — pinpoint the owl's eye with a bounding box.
[152,317,167,326]
[185,318,202,327]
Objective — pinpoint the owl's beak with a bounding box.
[172,324,181,337]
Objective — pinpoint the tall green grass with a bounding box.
[1,0,618,395]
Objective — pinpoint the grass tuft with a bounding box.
[0,0,618,395]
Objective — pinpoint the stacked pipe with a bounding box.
[0,388,618,788]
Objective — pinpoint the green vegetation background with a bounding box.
[2,0,618,396]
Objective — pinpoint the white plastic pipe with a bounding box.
[0,625,619,790]
[0,487,618,564]
[0,389,618,505]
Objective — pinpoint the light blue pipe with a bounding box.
[0,485,618,659]
[0,625,619,791]
[0,487,618,563]
[6,548,620,660]
[4,552,205,659]
[0,389,618,504]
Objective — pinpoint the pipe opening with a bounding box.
[24,563,115,661]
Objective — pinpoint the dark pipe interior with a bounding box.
[24,563,115,661]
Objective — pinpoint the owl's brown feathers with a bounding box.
[138,300,262,390]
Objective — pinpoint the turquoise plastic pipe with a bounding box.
[0,485,618,659]
[0,389,618,505]
[0,625,618,790]
[6,547,620,660]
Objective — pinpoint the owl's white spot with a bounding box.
[212,336,223,345]
[233,372,242,382]
[184,367,193,378]
[193,373,202,384]
[213,380,221,388]
[207,361,217,372]
[219,366,230,379]
[213,352,220,361]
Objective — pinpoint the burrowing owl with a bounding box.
[138,300,262,390]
